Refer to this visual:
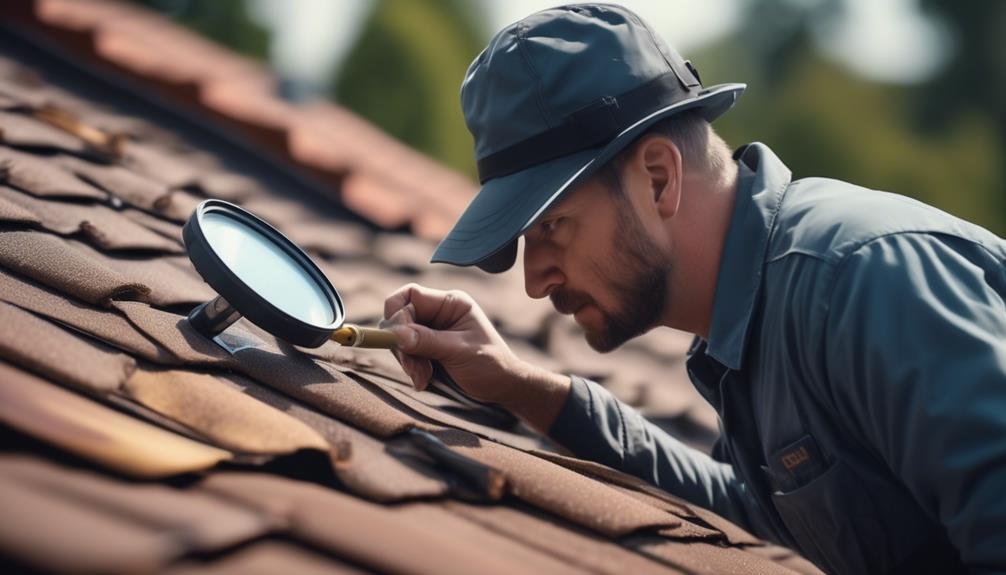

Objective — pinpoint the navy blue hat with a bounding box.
[431,3,745,272]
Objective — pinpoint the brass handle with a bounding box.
[331,324,399,349]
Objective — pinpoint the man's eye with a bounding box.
[541,218,562,234]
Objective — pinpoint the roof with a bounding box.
[0,1,820,573]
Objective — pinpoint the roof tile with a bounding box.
[0,455,271,554]
[0,188,40,224]
[0,78,53,110]
[0,270,171,362]
[0,362,230,477]
[125,143,205,189]
[164,541,369,575]
[444,501,677,575]
[200,472,523,575]
[0,184,183,252]
[190,170,261,202]
[356,370,549,451]
[0,230,149,305]
[0,469,183,574]
[0,301,135,392]
[393,502,585,575]
[231,343,419,438]
[432,428,684,538]
[0,147,107,199]
[121,206,185,244]
[124,368,331,455]
[58,153,171,209]
[0,109,89,153]
[218,372,453,502]
[339,171,413,230]
[67,240,214,306]
[112,301,235,366]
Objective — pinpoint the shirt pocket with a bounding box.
[770,459,890,575]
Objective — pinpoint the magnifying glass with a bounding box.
[183,199,396,349]
[182,199,518,428]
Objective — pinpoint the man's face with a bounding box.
[522,170,673,352]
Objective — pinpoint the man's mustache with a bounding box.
[550,288,593,315]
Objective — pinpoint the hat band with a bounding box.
[475,72,699,183]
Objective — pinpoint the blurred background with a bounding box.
[130,0,1005,234]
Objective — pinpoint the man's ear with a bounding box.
[637,136,683,220]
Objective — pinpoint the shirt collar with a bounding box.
[703,143,792,370]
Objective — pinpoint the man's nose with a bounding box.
[523,239,564,299]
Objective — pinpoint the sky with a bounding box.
[248,0,950,89]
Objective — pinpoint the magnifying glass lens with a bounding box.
[201,212,334,325]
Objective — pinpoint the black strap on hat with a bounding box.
[475,67,702,184]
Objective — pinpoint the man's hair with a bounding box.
[595,111,732,194]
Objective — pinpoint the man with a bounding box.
[381,4,1006,574]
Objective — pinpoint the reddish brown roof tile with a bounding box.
[67,243,214,306]
[0,362,230,477]
[393,503,585,575]
[0,184,182,251]
[0,472,183,574]
[58,154,173,212]
[121,206,185,243]
[2,0,476,240]
[444,500,678,575]
[231,343,419,438]
[0,188,40,224]
[0,301,135,392]
[112,301,234,366]
[124,368,331,455]
[165,541,369,575]
[0,455,270,553]
[218,372,453,503]
[200,472,527,575]
[0,230,149,304]
[433,428,682,538]
[0,109,91,152]
[1,147,107,199]
[0,270,170,362]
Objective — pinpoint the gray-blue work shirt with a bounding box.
[549,143,1006,575]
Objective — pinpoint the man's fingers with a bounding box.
[383,284,416,320]
[383,283,470,327]
[380,303,415,329]
[414,359,433,391]
[400,354,421,385]
[393,349,432,391]
[384,283,441,320]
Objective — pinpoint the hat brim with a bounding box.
[431,82,746,272]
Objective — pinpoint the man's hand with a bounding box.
[381,283,570,432]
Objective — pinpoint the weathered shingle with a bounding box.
[124,368,331,455]
[0,363,231,477]
[0,301,136,392]
[1,147,107,199]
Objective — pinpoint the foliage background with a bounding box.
[133,0,1005,235]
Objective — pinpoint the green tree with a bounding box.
[334,0,485,179]
[917,0,1006,139]
[693,0,1005,234]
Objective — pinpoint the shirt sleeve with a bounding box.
[824,233,1006,572]
[548,375,766,535]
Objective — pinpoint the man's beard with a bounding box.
[550,198,672,352]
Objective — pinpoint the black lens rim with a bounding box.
[183,199,345,347]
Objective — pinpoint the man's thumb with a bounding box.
[389,323,456,359]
